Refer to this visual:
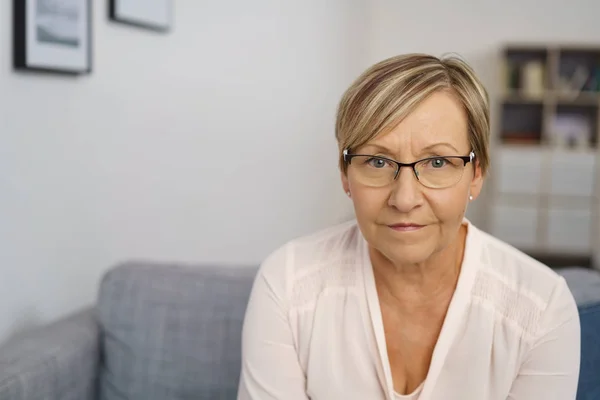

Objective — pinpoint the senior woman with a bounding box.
[237,54,580,400]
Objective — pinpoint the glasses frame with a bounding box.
[342,149,476,188]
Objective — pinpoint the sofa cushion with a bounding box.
[557,267,600,400]
[558,267,600,307]
[97,261,258,400]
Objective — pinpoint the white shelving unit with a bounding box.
[487,44,600,269]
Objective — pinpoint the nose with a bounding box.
[387,166,422,212]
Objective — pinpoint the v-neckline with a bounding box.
[360,220,481,399]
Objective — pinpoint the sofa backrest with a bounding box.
[558,267,600,399]
[96,261,258,400]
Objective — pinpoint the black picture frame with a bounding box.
[109,0,172,32]
[13,0,92,75]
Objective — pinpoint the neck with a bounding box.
[370,224,467,307]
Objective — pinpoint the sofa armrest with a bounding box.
[577,302,600,400]
[0,308,100,400]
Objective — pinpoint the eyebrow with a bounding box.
[422,142,460,153]
[360,142,460,155]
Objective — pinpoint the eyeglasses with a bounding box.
[343,149,475,189]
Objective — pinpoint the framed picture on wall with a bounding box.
[13,0,92,75]
[109,0,173,32]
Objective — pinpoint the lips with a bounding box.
[388,223,424,232]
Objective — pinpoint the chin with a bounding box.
[378,238,437,266]
[389,247,434,265]
[361,221,442,265]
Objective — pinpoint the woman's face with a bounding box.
[341,91,484,266]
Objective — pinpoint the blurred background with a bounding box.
[0,0,599,345]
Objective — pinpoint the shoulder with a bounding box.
[255,219,364,309]
[469,224,579,339]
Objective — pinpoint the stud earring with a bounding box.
[469,195,473,201]
[347,191,351,197]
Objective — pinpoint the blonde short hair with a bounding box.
[336,53,490,175]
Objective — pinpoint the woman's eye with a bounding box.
[430,158,447,168]
[367,158,388,168]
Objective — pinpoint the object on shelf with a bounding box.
[505,62,521,92]
[521,61,545,98]
[592,67,600,92]
[504,61,547,96]
[557,49,600,97]
[549,113,593,149]
[578,66,600,93]
[558,65,593,97]
[503,47,547,96]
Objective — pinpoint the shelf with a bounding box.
[501,92,544,104]
[496,142,599,153]
[492,44,600,260]
[554,91,600,106]
[501,91,600,106]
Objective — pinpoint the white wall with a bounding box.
[0,1,367,344]
[365,0,600,226]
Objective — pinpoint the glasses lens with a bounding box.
[348,155,397,187]
[415,157,466,188]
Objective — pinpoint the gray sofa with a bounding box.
[1,261,599,400]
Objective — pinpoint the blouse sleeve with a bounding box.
[507,277,581,400]
[237,245,309,400]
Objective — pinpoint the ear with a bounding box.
[468,160,484,201]
[341,170,350,195]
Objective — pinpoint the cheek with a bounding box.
[426,187,469,221]
[350,187,388,220]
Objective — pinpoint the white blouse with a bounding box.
[395,381,423,399]
[237,219,581,400]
